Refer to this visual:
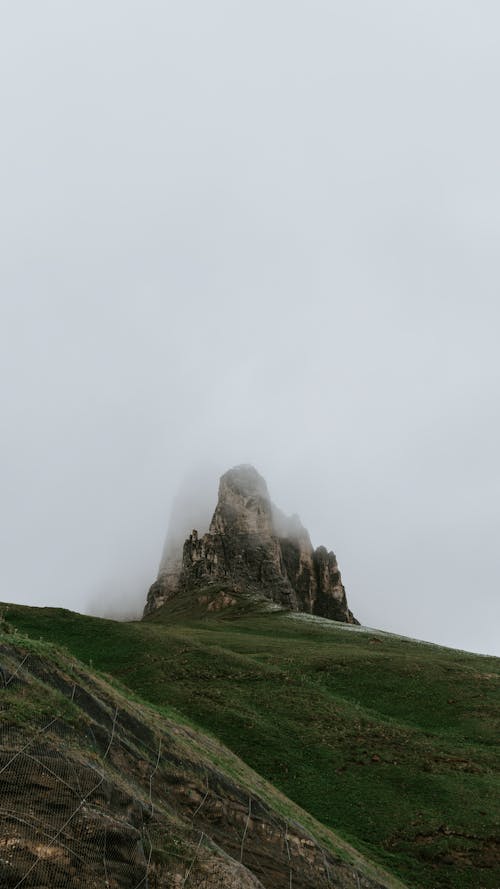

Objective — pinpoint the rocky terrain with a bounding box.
[145,465,357,623]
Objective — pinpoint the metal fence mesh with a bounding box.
[0,645,374,889]
[0,649,266,888]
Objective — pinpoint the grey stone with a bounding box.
[144,465,358,624]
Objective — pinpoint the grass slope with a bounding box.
[3,600,499,889]
[1,626,402,889]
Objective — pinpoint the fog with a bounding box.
[1,2,499,654]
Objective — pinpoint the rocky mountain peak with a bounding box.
[220,463,270,499]
[212,464,274,536]
[144,465,358,624]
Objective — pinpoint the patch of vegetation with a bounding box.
[3,602,499,889]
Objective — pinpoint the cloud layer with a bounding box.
[1,2,499,654]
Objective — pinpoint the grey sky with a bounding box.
[1,2,498,655]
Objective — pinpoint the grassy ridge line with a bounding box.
[3,602,499,889]
[287,612,498,656]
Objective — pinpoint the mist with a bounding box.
[1,2,499,654]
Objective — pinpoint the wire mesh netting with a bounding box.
[0,644,378,889]
[0,648,268,888]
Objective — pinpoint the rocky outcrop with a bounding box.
[145,465,358,623]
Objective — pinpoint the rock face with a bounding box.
[144,465,358,624]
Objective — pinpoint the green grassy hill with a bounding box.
[3,596,499,889]
[1,625,399,888]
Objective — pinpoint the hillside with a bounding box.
[2,600,499,889]
[0,621,401,889]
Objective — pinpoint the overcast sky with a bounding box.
[1,2,499,655]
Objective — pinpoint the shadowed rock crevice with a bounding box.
[145,465,358,623]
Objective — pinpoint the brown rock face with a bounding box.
[144,465,358,624]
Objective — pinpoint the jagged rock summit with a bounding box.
[144,464,358,623]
